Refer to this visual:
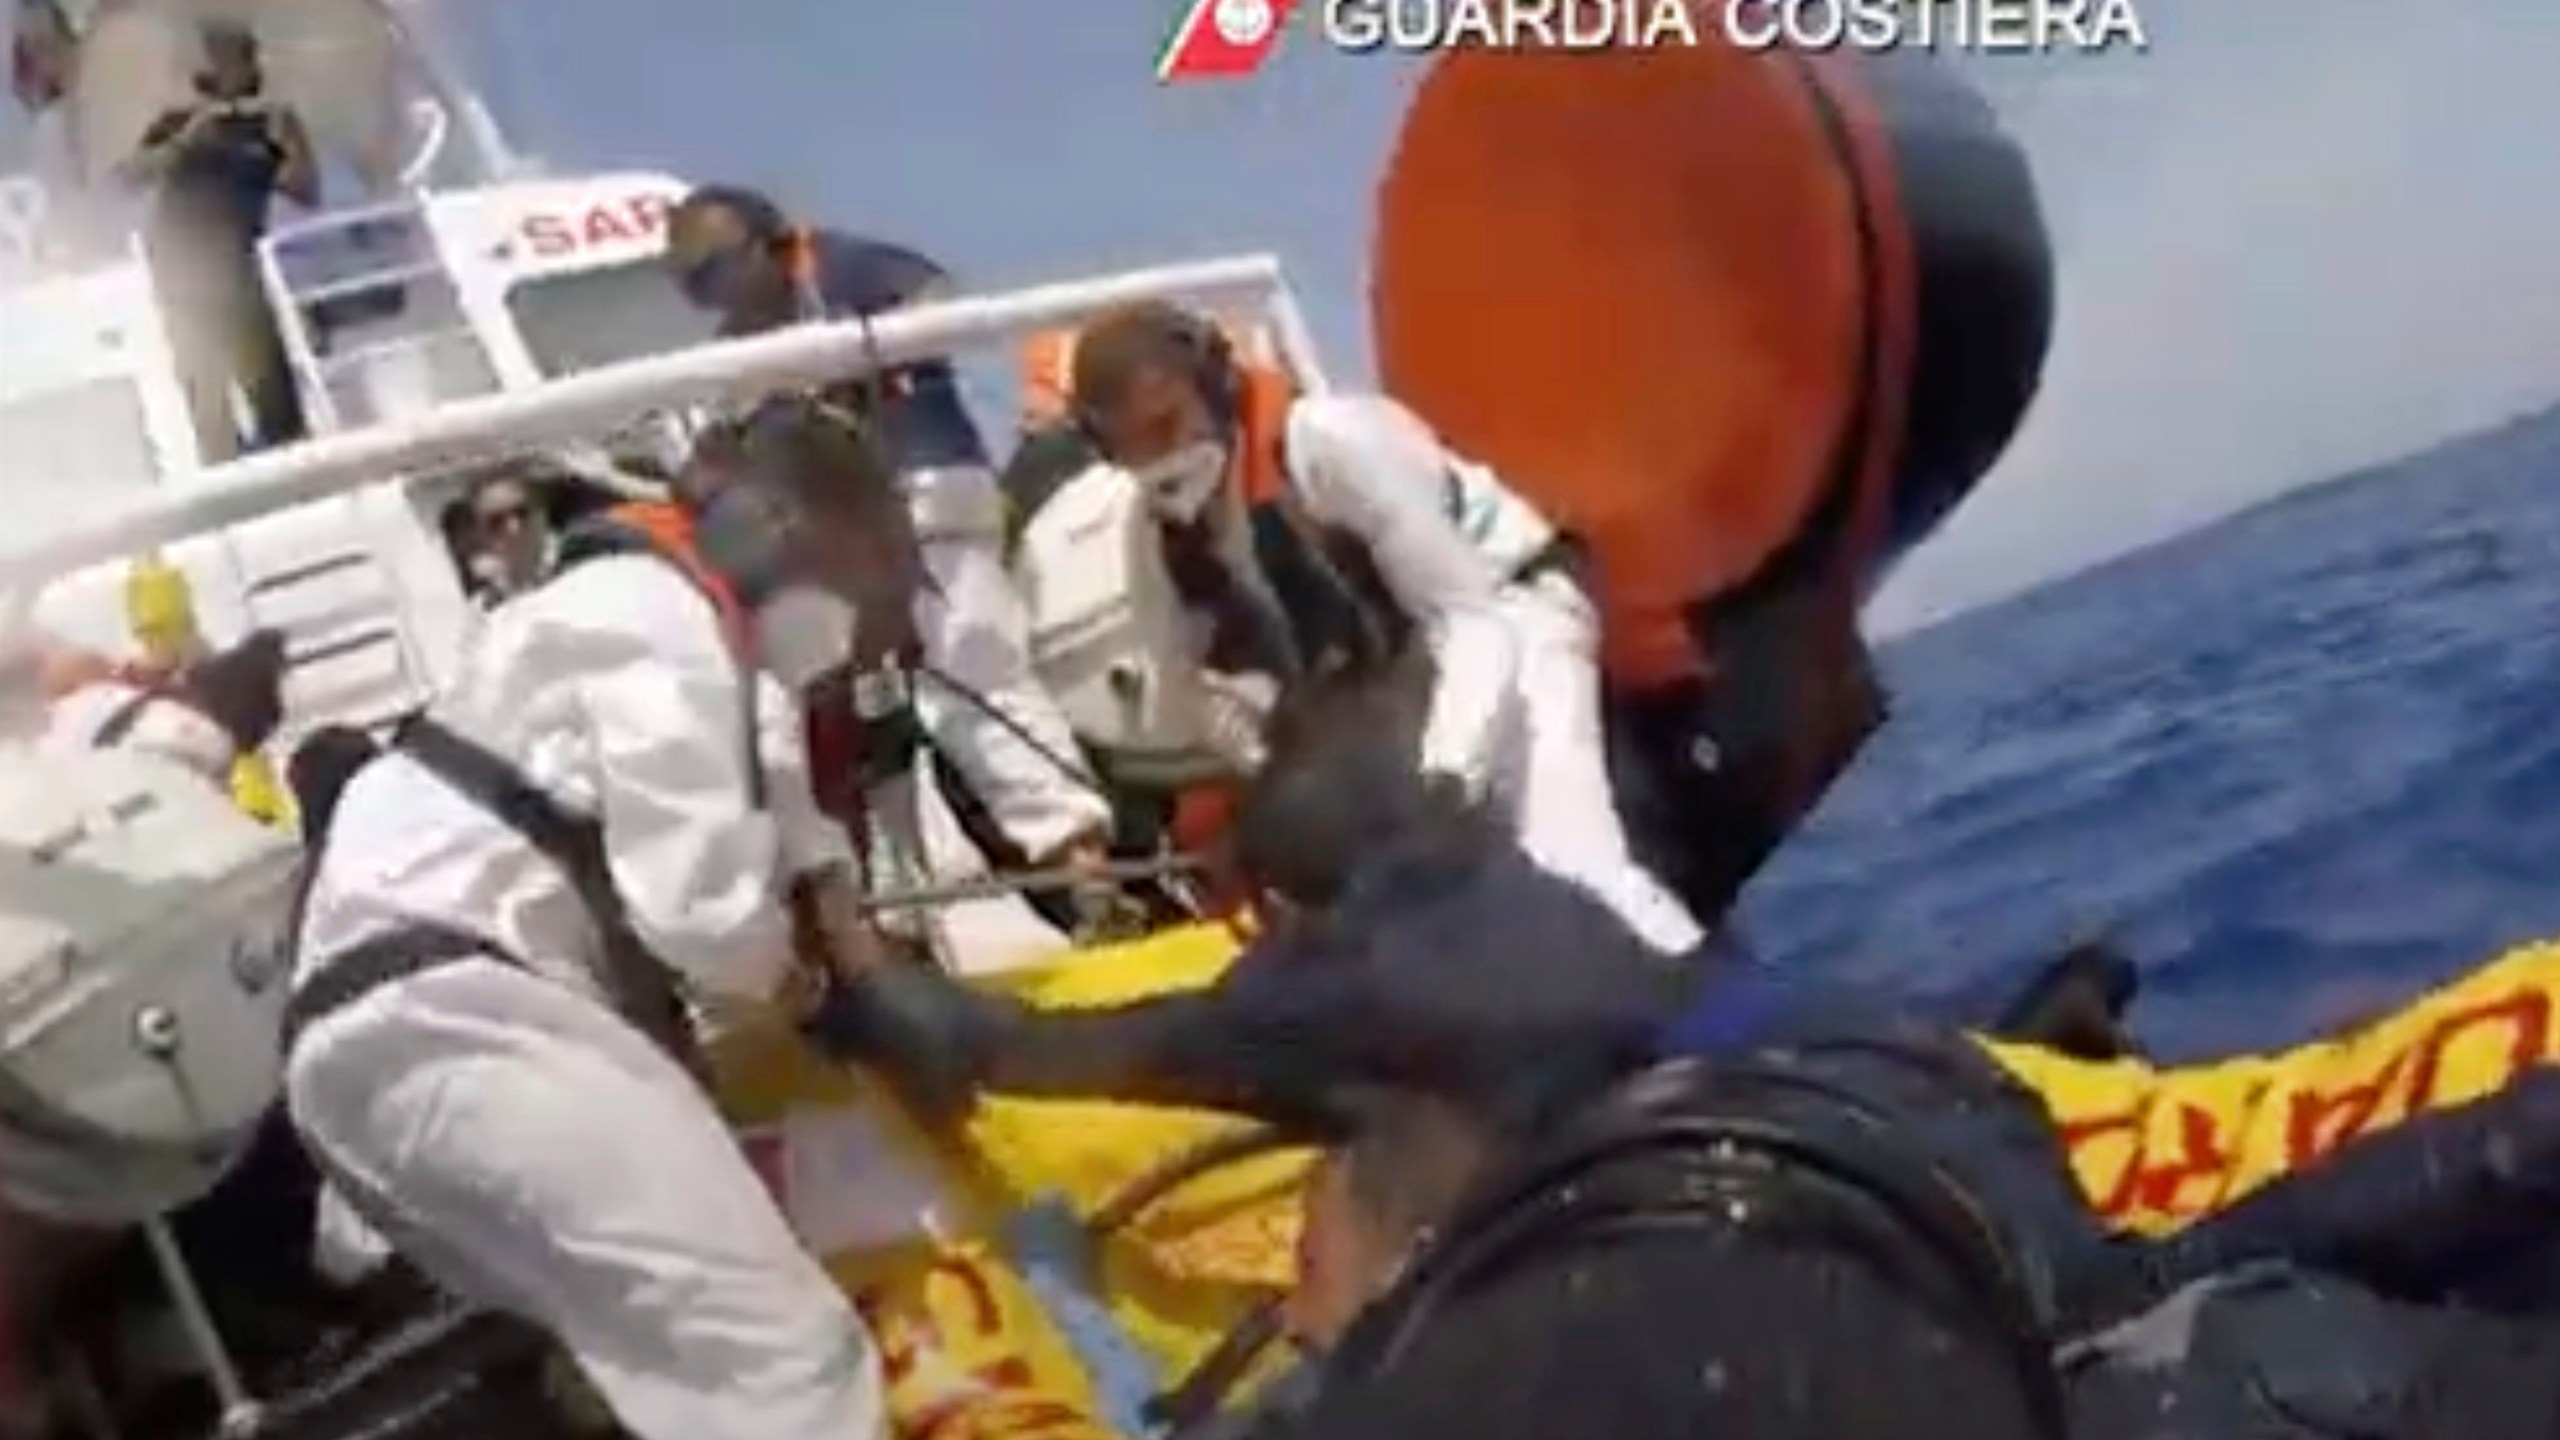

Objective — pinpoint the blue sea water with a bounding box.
[1741,404,2560,1061]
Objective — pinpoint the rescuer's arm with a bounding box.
[910,579,1115,865]
[748,666,861,884]
[1283,396,1522,793]
[812,978,1347,1126]
[574,562,795,1000]
[745,664,897,991]
[267,105,320,208]
[120,106,211,183]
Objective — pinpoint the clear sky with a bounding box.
[15,0,2560,631]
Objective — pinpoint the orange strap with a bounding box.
[1233,366,1296,507]
[1019,329,1080,428]
[779,227,822,294]
[596,501,754,651]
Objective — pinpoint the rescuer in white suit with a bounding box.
[665,186,1113,914]
[1065,302,1703,955]
[281,401,940,1440]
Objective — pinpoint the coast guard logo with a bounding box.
[1217,0,1278,42]
[1156,0,1299,80]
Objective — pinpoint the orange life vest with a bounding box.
[575,500,906,835]
[580,499,754,647]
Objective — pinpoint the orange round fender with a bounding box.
[1373,35,2052,691]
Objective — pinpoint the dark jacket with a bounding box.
[755,228,989,474]
[1658,959,2142,1329]
[1261,1060,2065,1440]
[2064,1264,2560,1440]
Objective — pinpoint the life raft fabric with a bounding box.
[949,927,2560,1250]
[1983,940,2560,1236]
[708,923,2560,1437]
[703,922,1304,1440]
[710,1002,1130,1440]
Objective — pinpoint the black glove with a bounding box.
[798,963,1024,1125]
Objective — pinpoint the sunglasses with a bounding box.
[476,501,533,531]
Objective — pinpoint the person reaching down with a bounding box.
[666,185,1114,915]
[832,718,2560,1440]
[1064,299,1702,955]
[280,399,933,1440]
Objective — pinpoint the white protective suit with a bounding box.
[777,248,1109,887]
[826,466,1114,966]
[284,555,886,1440]
[904,463,1114,866]
[1275,395,1704,955]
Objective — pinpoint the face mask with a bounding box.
[1130,441,1229,525]
[677,246,763,312]
[752,584,856,691]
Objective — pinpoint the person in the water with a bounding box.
[820,680,2560,1440]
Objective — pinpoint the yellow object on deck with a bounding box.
[121,555,297,829]
[123,554,205,671]
[229,751,295,829]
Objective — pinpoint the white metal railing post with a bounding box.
[1260,282,1333,396]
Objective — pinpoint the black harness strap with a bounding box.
[282,528,769,1074]
[92,686,167,749]
[393,716,705,1070]
[278,922,503,1059]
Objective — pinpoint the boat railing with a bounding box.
[394,96,450,193]
[263,197,503,430]
[0,251,1329,598]
[0,167,133,283]
[0,172,43,273]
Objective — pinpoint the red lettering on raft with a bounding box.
[2404,989,2550,1112]
[2061,981,2560,1226]
[855,1257,1107,1439]
[2125,1099,2245,1219]
[2283,1052,2403,1164]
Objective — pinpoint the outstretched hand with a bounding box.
[799,962,1025,1127]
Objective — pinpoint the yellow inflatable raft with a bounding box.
[707,924,2560,1438]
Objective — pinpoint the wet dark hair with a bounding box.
[1067,299,1214,418]
[1221,801,1686,1141]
